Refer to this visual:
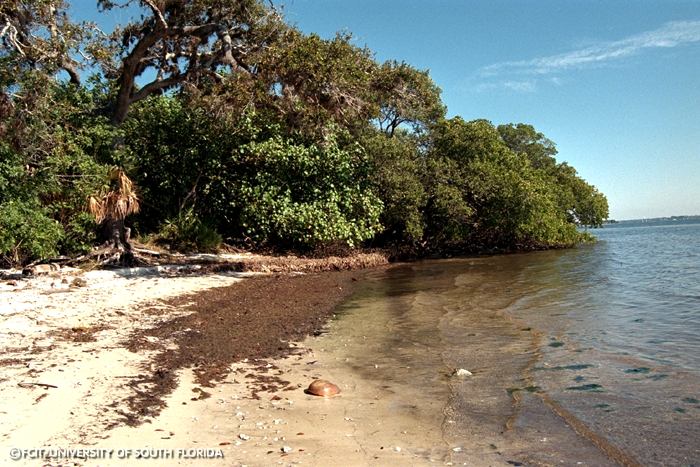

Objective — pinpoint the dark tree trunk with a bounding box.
[108,219,124,250]
[103,219,136,266]
[105,218,131,247]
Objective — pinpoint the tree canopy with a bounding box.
[0,0,609,265]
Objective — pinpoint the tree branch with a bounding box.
[142,0,167,30]
[61,59,81,84]
[130,74,186,103]
[169,23,219,38]
[112,24,164,123]
[1,20,26,55]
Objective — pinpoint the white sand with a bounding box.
[0,266,248,465]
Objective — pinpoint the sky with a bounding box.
[277,0,700,220]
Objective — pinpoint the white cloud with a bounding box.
[476,80,536,93]
[479,20,700,80]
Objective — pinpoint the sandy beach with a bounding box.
[1,256,422,466]
[0,260,453,466]
[0,263,246,464]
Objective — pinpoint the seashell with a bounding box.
[306,379,340,397]
[453,368,472,377]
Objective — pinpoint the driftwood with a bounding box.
[25,256,71,268]
[20,245,169,272]
[18,382,58,389]
[63,244,151,268]
[22,263,61,276]
[133,247,161,256]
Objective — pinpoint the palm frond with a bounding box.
[88,196,105,223]
[87,168,140,222]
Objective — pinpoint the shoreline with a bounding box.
[1,255,634,466]
[119,270,365,426]
[0,257,388,465]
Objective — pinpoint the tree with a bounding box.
[0,1,610,264]
[371,60,445,137]
[498,123,609,228]
[422,155,474,245]
[0,0,84,84]
[122,97,383,249]
[362,131,427,242]
[497,123,557,170]
[97,0,282,124]
[430,117,506,163]
[425,118,584,249]
[33,0,284,259]
[88,167,140,252]
[250,30,378,137]
[0,144,64,265]
[555,163,608,227]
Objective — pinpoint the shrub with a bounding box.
[124,99,383,250]
[0,200,63,265]
[362,132,427,243]
[234,133,383,249]
[156,209,222,253]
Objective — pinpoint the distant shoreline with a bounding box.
[605,214,700,224]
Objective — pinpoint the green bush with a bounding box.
[235,133,383,248]
[0,146,63,264]
[0,83,112,264]
[0,200,63,265]
[423,156,474,244]
[124,99,383,250]
[362,132,427,243]
[423,118,592,249]
[156,209,222,253]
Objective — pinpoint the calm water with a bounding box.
[329,220,700,465]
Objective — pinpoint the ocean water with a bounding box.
[327,219,700,465]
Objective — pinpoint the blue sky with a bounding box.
[278,0,700,220]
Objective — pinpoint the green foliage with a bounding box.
[124,97,382,250]
[497,123,558,170]
[423,156,474,244]
[235,133,383,248]
[362,132,426,242]
[0,81,111,264]
[422,118,592,249]
[497,124,609,229]
[156,209,222,253]
[554,164,609,227]
[120,97,227,233]
[371,60,446,136]
[254,30,378,135]
[0,200,63,265]
[0,2,610,263]
[0,145,63,264]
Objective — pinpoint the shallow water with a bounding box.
[328,220,700,465]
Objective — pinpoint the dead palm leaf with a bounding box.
[87,168,140,222]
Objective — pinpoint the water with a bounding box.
[327,219,700,465]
